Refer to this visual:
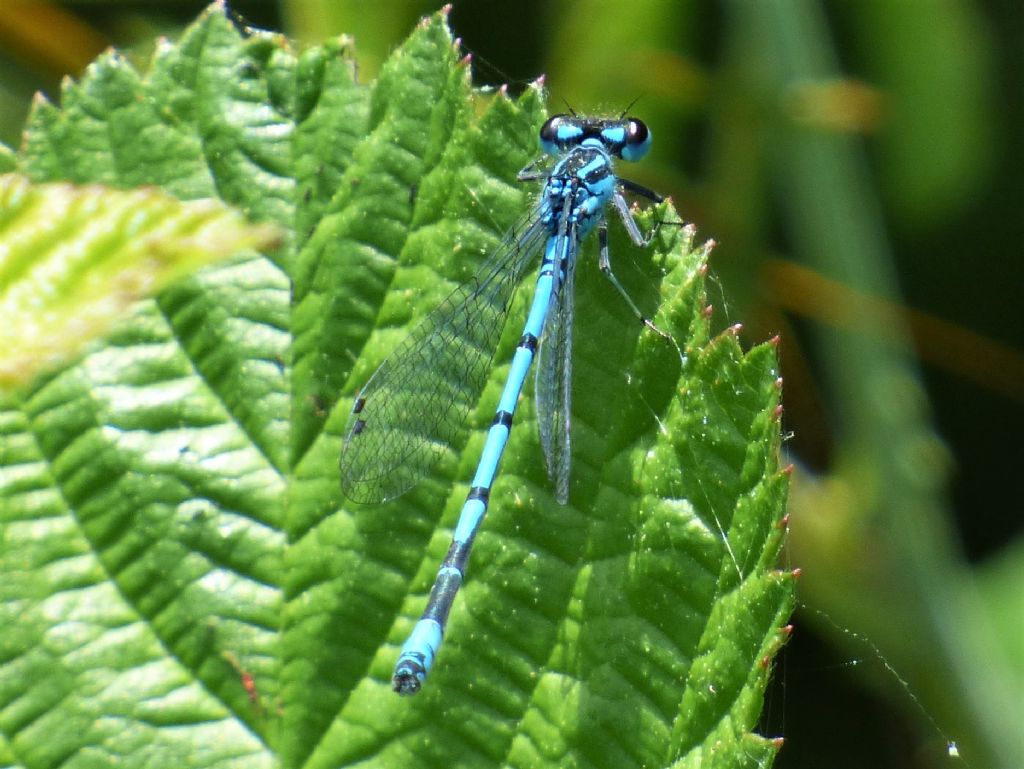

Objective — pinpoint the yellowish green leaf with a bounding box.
[0,173,281,387]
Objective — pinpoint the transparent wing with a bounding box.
[340,206,550,503]
[536,231,577,505]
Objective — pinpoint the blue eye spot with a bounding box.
[600,126,626,146]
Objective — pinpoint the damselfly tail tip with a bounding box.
[392,670,422,696]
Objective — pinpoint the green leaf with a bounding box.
[0,174,281,388]
[0,5,792,769]
[0,144,14,173]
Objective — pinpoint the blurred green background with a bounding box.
[2,1,1020,768]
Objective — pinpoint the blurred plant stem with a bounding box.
[725,2,1019,767]
[0,2,106,78]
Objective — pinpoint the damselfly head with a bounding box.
[539,114,652,161]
